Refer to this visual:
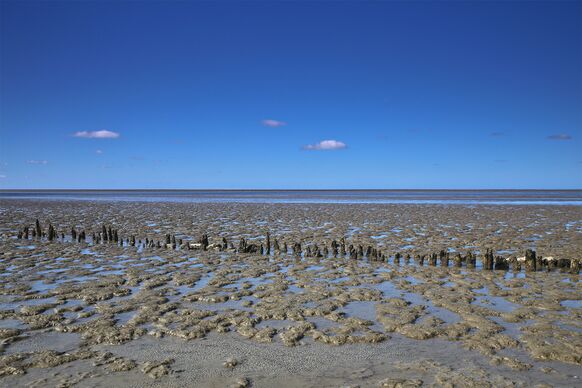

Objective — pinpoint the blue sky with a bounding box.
[0,1,580,189]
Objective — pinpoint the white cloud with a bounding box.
[26,160,48,165]
[547,134,572,141]
[73,130,120,139]
[0,174,6,179]
[262,119,286,128]
[303,140,347,151]
[96,149,103,155]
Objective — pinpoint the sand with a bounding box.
[0,199,580,387]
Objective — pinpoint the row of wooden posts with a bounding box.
[16,220,580,274]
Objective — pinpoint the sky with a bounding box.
[0,1,581,189]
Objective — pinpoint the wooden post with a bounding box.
[266,232,271,255]
[524,249,536,272]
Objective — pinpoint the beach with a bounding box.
[2,0,581,385]
[0,195,581,387]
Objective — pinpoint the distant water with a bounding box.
[1,190,581,205]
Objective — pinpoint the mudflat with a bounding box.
[0,200,581,387]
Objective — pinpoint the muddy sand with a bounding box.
[0,200,581,387]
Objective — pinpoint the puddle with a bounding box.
[30,280,58,293]
[17,245,36,250]
[560,300,582,309]
[330,276,351,284]
[341,301,384,330]
[403,276,423,285]
[174,257,199,267]
[57,276,99,284]
[307,316,340,330]
[189,273,214,292]
[115,310,136,325]
[0,319,28,329]
[343,301,375,319]
[306,265,325,271]
[473,295,520,313]
[504,272,526,279]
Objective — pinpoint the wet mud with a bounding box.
[0,200,580,387]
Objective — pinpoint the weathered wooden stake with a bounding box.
[525,249,536,272]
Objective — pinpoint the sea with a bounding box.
[1,190,581,205]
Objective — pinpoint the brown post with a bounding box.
[494,255,508,270]
[266,232,271,255]
[524,249,536,272]
[536,254,543,271]
[35,219,42,239]
[483,249,494,270]
[442,253,450,267]
[429,252,437,266]
[466,251,475,269]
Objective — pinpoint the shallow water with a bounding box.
[2,189,582,205]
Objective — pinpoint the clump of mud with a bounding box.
[0,200,580,386]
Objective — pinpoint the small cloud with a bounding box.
[73,130,120,139]
[547,134,572,141]
[96,149,103,155]
[303,140,347,151]
[0,174,6,179]
[26,160,48,165]
[490,132,504,137]
[262,119,286,128]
